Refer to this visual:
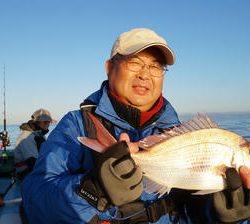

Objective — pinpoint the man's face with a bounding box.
[106,48,166,112]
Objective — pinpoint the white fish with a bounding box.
[78,112,250,196]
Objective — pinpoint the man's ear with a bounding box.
[105,60,111,78]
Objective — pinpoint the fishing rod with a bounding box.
[0,65,16,206]
[0,65,14,205]
[0,64,10,151]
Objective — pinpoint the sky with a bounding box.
[0,0,249,125]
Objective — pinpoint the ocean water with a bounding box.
[0,124,57,150]
[0,112,250,149]
[179,112,250,141]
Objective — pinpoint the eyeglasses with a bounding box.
[124,56,168,77]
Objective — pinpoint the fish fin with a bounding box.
[138,112,219,150]
[77,137,107,153]
[143,176,171,197]
[191,189,220,195]
[197,112,219,128]
[77,113,117,153]
[87,112,117,147]
[138,133,174,149]
[163,112,220,138]
[176,112,219,133]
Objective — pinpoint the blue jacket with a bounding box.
[22,82,183,223]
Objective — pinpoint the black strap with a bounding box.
[113,198,180,224]
[80,101,116,138]
[80,103,98,139]
[146,198,170,222]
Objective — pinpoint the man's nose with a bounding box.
[136,65,151,79]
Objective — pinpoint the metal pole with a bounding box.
[3,65,6,133]
[1,64,10,151]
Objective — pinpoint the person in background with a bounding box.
[14,108,55,181]
[22,28,250,223]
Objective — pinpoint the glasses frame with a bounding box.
[112,55,168,77]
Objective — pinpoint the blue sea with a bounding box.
[1,112,250,149]
[179,112,250,141]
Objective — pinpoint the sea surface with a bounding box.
[0,112,250,149]
[179,112,250,141]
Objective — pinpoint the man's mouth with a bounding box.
[132,85,150,95]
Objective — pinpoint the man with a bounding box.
[14,108,54,180]
[22,28,250,223]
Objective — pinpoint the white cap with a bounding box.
[110,28,175,65]
[31,108,55,122]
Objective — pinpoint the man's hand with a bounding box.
[119,133,139,153]
[212,167,250,223]
[76,134,143,211]
[239,165,250,189]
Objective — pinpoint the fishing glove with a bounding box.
[76,141,143,211]
[211,167,250,223]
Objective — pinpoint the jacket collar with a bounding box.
[85,81,180,131]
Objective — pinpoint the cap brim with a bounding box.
[121,43,175,65]
[35,115,54,122]
[154,44,175,65]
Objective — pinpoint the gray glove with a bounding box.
[76,141,143,211]
[212,168,250,223]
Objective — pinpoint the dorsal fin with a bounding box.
[171,112,219,134]
[138,113,219,149]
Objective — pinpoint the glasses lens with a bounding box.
[127,61,144,72]
[149,65,164,77]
